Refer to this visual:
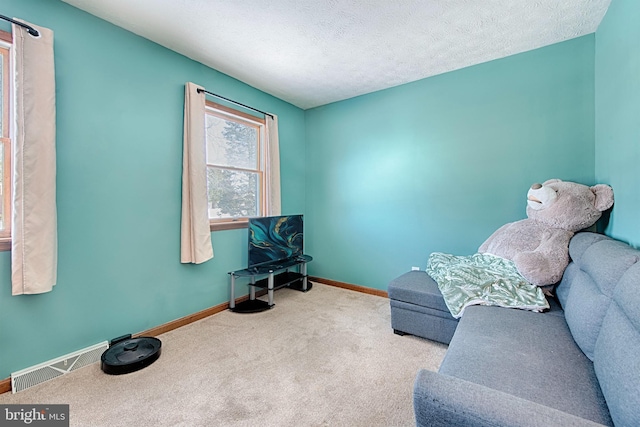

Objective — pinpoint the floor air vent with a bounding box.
[11,341,108,393]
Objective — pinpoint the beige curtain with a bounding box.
[180,82,213,264]
[265,114,281,216]
[11,21,58,295]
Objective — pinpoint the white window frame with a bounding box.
[205,101,267,231]
[0,29,12,250]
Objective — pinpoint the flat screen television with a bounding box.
[248,215,303,268]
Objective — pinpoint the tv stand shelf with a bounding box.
[252,271,304,290]
[228,255,313,313]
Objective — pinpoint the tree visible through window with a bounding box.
[205,101,265,221]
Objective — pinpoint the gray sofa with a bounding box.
[404,232,639,426]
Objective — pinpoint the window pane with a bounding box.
[207,167,259,219]
[0,143,4,230]
[0,54,3,137]
[206,114,258,170]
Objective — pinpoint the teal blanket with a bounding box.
[426,252,549,318]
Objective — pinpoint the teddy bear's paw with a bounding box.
[513,252,562,287]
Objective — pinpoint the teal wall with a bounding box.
[2,0,629,382]
[305,36,596,290]
[595,0,640,247]
[0,0,305,379]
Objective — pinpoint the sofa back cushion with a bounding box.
[556,233,639,360]
[555,233,608,304]
[594,262,640,426]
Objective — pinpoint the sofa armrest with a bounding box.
[414,370,607,427]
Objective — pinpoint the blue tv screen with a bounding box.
[248,215,303,268]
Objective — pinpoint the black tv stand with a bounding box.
[228,255,313,313]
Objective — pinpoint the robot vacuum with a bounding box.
[101,334,162,375]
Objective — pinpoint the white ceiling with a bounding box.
[61,0,611,110]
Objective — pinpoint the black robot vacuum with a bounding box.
[101,334,162,375]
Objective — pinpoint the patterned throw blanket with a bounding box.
[426,252,549,318]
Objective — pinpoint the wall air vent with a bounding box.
[11,341,108,393]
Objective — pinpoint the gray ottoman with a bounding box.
[388,271,458,344]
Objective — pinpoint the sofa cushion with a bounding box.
[566,232,610,264]
[556,233,639,360]
[387,271,450,313]
[439,305,612,425]
[594,262,640,426]
[556,232,615,306]
[555,262,579,306]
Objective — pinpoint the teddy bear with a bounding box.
[478,179,614,287]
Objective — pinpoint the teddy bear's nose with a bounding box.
[531,183,542,190]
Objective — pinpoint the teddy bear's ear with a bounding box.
[591,184,614,212]
[542,178,562,186]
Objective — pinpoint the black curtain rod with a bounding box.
[197,88,273,119]
[0,15,40,37]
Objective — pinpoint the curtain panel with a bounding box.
[180,82,213,264]
[11,21,58,295]
[265,115,281,216]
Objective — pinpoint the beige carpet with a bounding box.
[0,283,447,426]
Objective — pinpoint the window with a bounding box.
[205,101,266,230]
[0,30,12,248]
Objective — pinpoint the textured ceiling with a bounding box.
[61,0,611,109]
